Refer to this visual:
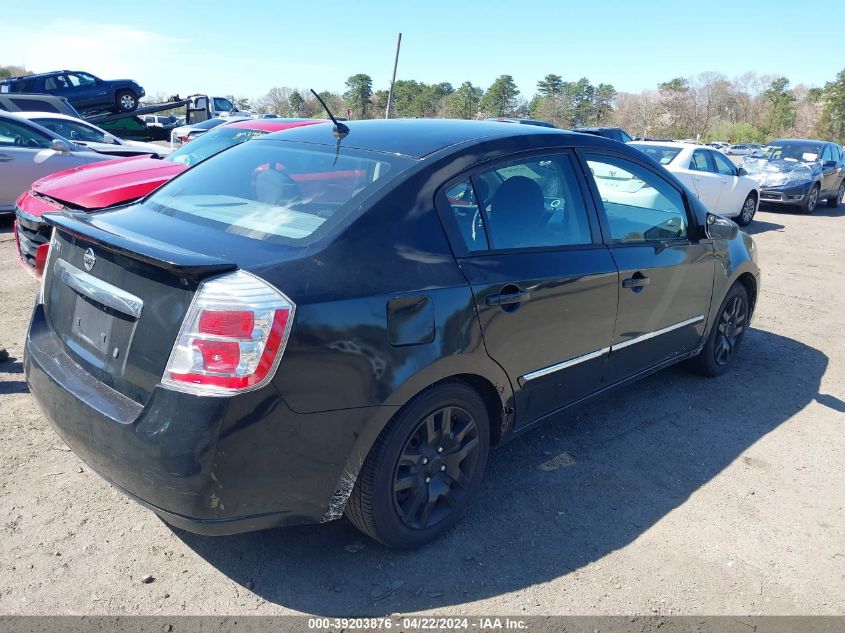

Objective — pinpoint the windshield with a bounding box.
[32,117,116,144]
[145,140,416,244]
[167,126,267,166]
[757,141,823,163]
[632,144,682,165]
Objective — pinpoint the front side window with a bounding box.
[0,118,52,148]
[585,154,688,243]
[472,154,592,250]
[712,151,738,176]
[821,145,833,162]
[145,140,415,244]
[619,130,633,143]
[214,98,235,111]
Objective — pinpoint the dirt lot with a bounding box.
[0,203,843,617]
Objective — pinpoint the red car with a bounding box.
[14,118,323,277]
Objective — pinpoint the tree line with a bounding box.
[252,69,845,144]
[4,63,843,143]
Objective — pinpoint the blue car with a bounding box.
[0,70,145,114]
[744,139,845,213]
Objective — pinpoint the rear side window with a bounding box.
[470,154,592,250]
[445,180,489,252]
[689,150,712,172]
[631,144,681,165]
[10,98,59,113]
[584,153,688,243]
[145,140,415,243]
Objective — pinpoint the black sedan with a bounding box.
[25,119,760,549]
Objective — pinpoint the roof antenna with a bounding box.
[311,89,349,139]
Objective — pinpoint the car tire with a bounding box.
[116,90,138,113]
[345,382,490,549]
[827,182,844,208]
[688,283,749,378]
[801,184,820,214]
[735,192,757,226]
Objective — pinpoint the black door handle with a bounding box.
[486,289,530,306]
[622,274,650,289]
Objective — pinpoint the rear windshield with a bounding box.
[632,144,682,165]
[168,126,267,167]
[144,140,415,243]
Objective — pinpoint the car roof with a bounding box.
[630,140,696,150]
[225,118,326,133]
[263,118,572,158]
[13,111,84,122]
[768,138,827,145]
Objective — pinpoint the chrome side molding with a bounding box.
[520,314,705,383]
[56,259,143,319]
[611,315,704,351]
[521,347,611,383]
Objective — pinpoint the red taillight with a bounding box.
[194,340,241,372]
[199,310,255,338]
[162,271,295,396]
[34,242,50,278]
[180,136,191,144]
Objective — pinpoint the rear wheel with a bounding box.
[345,382,490,549]
[116,90,138,113]
[689,283,749,377]
[801,184,820,214]
[735,193,757,226]
[827,182,844,208]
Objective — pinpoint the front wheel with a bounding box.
[735,193,757,226]
[116,90,138,113]
[801,184,820,214]
[688,283,749,377]
[345,382,490,549]
[827,182,844,209]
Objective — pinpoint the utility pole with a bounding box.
[385,33,402,119]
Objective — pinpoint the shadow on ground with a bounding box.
[175,327,831,614]
[0,359,27,395]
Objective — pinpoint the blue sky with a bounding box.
[4,0,843,100]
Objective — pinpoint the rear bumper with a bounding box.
[25,302,386,535]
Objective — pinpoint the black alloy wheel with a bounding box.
[688,282,750,377]
[345,382,490,549]
[393,405,480,530]
[714,293,747,367]
[827,182,844,208]
[802,184,819,214]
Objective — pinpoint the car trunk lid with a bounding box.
[41,211,238,405]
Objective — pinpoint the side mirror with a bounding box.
[737,166,748,176]
[50,139,71,154]
[823,160,837,169]
[102,133,117,145]
[705,213,738,240]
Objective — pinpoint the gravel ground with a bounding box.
[0,202,843,617]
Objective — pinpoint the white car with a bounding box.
[630,141,760,226]
[15,112,170,158]
[0,111,112,214]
